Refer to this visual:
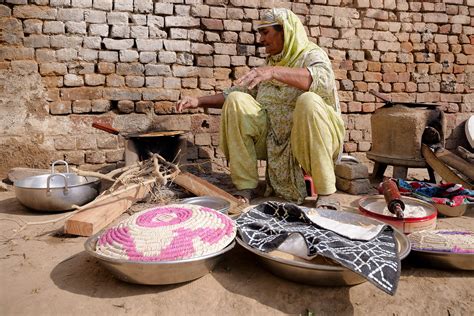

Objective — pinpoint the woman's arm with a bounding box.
[176,93,225,112]
[235,66,312,91]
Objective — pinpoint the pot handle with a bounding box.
[51,160,70,174]
[46,174,69,195]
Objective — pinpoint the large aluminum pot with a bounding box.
[14,160,100,212]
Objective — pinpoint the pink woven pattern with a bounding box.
[96,204,236,262]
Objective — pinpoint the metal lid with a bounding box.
[181,196,230,214]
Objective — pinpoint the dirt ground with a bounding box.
[1,168,473,316]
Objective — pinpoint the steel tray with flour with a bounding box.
[236,209,410,286]
[84,233,235,285]
[358,195,437,234]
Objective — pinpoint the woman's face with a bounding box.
[258,26,284,55]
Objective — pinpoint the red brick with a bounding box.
[61,87,102,100]
[383,72,398,82]
[202,18,223,30]
[364,72,382,82]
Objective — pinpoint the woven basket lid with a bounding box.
[96,204,236,262]
[408,230,474,254]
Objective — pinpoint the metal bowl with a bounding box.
[84,233,235,285]
[409,249,473,270]
[14,160,100,212]
[181,196,231,215]
[236,224,410,286]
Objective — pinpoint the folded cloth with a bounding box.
[236,201,401,295]
[305,208,386,241]
[383,179,474,207]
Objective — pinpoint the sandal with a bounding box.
[315,195,341,211]
[233,188,258,204]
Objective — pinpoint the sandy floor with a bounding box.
[1,176,473,315]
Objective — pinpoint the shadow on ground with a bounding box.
[211,245,355,315]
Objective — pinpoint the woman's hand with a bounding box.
[235,66,275,89]
[176,96,199,112]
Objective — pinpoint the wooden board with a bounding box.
[173,172,248,215]
[421,144,473,190]
[434,147,474,181]
[64,179,155,236]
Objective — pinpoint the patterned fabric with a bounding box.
[96,204,236,262]
[236,202,401,295]
[381,179,474,207]
[222,9,344,202]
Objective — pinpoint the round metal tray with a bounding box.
[359,195,437,234]
[85,233,235,285]
[236,216,410,286]
[409,249,473,270]
[181,196,230,215]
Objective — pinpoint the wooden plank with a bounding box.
[434,147,474,181]
[421,144,473,189]
[64,179,155,236]
[173,172,247,215]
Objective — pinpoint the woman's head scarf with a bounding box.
[257,8,318,67]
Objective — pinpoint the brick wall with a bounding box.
[0,0,473,175]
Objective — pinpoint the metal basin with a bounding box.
[14,160,100,212]
[85,233,235,285]
[409,249,473,270]
[181,196,231,215]
[236,226,410,286]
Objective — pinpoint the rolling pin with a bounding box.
[382,179,405,219]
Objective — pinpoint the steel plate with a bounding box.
[85,233,235,285]
[409,249,473,270]
[181,196,230,215]
[236,209,410,286]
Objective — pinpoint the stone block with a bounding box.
[24,35,50,48]
[135,100,153,113]
[336,176,370,195]
[99,51,118,62]
[51,0,71,6]
[142,88,179,101]
[40,62,67,75]
[14,5,57,20]
[106,149,124,163]
[84,74,105,86]
[134,0,153,13]
[117,100,135,113]
[119,50,139,62]
[163,40,190,52]
[154,101,175,114]
[110,24,130,38]
[77,136,96,150]
[125,75,144,87]
[91,99,111,112]
[131,25,148,38]
[85,151,106,164]
[106,74,125,86]
[11,60,38,74]
[158,51,176,63]
[335,162,369,180]
[85,10,107,23]
[61,87,102,100]
[72,0,92,7]
[72,100,92,113]
[103,38,134,50]
[50,100,72,114]
[107,12,129,24]
[145,76,163,87]
[103,88,141,100]
[57,8,84,21]
[94,0,113,11]
[165,16,200,27]
[64,74,84,87]
[116,63,144,75]
[51,35,83,48]
[56,48,78,61]
[139,51,156,63]
[145,64,171,76]
[55,136,76,150]
[136,39,163,51]
[202,18,223,30]
[115,0,133,11]
[154,3,173,15]
[43,21,65,34]
[23,19,43,34]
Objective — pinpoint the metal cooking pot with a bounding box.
[14,160,100,212]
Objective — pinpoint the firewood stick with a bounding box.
[70,167,116,182]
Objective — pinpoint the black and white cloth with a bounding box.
[236,201,401,295]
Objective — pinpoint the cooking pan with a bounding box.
[92,122,184,138]
[14,160,100,212]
